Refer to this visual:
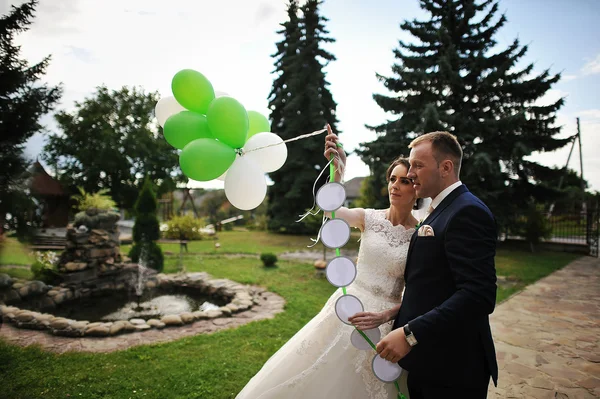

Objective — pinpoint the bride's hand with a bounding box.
[323,124,346,174]
[348,311,387,330]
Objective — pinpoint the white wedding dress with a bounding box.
[236,209,415,399]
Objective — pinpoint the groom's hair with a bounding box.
[409,131,463,177]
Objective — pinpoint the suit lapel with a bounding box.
[405,185,469,278]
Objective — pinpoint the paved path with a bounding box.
[488,256,600,398]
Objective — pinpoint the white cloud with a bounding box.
[581,54,600,76]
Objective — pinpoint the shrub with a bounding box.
[30,251,60,284]
[129,178,163,272]
[72,187,116,212]
[260,253,277,267]
[129,242,164,273]
[163,215,205,240]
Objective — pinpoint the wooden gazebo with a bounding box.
[29,162,69,228]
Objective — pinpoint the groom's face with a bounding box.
[407,141,442,199]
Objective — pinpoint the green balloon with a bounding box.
[247,111,271,140]
[207,97,249,149]
[163,111,213,150]
[179,138,236,181]
[171,69,215,114]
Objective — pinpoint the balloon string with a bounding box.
[242,128,327,155]
[296,157,334,223]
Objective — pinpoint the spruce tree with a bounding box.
[129,178,163,272]
[357,0,570,227]
[267,0,339,234]
[0,0,62,234]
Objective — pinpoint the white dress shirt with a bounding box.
[429,181,463,212]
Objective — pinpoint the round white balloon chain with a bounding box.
[306,153,405,398]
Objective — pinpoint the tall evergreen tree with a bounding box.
[0,0,62,235]
[267,0,339,234]
[129,178,164,272]
[357,0,570,228]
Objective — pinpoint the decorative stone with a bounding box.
[129,318,146,325]
[65,262,87,272]
[225,304,240,313]
[0,273,13,288]
[147,319,166,329]
[161,315,183,326]
[219,307,232,316]
[15,311,34,322]
[134,324,151,330]
[85,326,110,336]
[180,312,195,324]
[3,290,21,303]
[193,311,209,320]
[49,318,72,330]
[205,309,223,319]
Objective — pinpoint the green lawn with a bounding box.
[0,232,581,399]
[0,237,35,266]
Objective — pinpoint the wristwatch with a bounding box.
[403,324,418,347]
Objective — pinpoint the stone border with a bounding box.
[0,272,263,338]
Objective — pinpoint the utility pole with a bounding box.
[577,118,586,214]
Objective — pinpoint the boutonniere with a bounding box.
[415,219,424,229]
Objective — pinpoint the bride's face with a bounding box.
[388,165,416,207]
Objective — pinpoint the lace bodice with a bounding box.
[351,209,414,303]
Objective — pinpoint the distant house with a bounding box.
[344,176,365,207]
[29,162,70,228]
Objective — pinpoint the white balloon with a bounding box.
[351,328,381,350]
[243,132,288,173]
[215,90,229,98]
[372,356,404,382]
[326,256,357,287]
[224,157,267,210]
[316,182,346,212]
[155,96,186,127]
[334,294,363,325]
[320,219,351,249]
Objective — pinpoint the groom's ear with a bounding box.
[440,159,454,177]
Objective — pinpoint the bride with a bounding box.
[236,126,427,399]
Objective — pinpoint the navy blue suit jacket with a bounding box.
[392,184,498,387]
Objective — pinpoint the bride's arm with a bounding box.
[324,207,365,231]
[348,304,402,330]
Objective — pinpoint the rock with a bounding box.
[15,311,34,322]
[219,307,232,316]
[28,281,49,295]
[0,274,13,289]
[49,318,72,330]
[180,312,195,324]
[134,324,151,330]
[314,259,327,269]
[65,262,87,272]
[147,319,166,329]
[3,290,21,304]
[205,309,223,319]
[109,321,126,335]
[85,326,110,336]
[193,311,209,320]
[225,304,240,313]
[17,286,30,298]
[161,314,183,326]
[129,318,146,325]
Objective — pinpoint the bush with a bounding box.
[520,203,552,252]
[72,187,116,212]
[30,251,60,284]
[163,215,206,240]
[130,178,163,271]
[129,242,164,273]
[260,253,278,267]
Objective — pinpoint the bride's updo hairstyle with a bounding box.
[385,156,423,210]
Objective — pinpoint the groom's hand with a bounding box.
[376,328,412,363]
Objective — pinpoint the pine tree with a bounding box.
[357,0,570,227]
[129,178,164,272]
[267,0,339,234]
[0,0,62,234]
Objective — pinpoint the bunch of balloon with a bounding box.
[316,156,405,397]
[155,69,287,210]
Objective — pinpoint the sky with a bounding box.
[4,0,600,192]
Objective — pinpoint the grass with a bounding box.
[0,237,35,266]
[0,232,582,399]
[494,247,580,302]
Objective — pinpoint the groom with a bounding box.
[376,131,498,398]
